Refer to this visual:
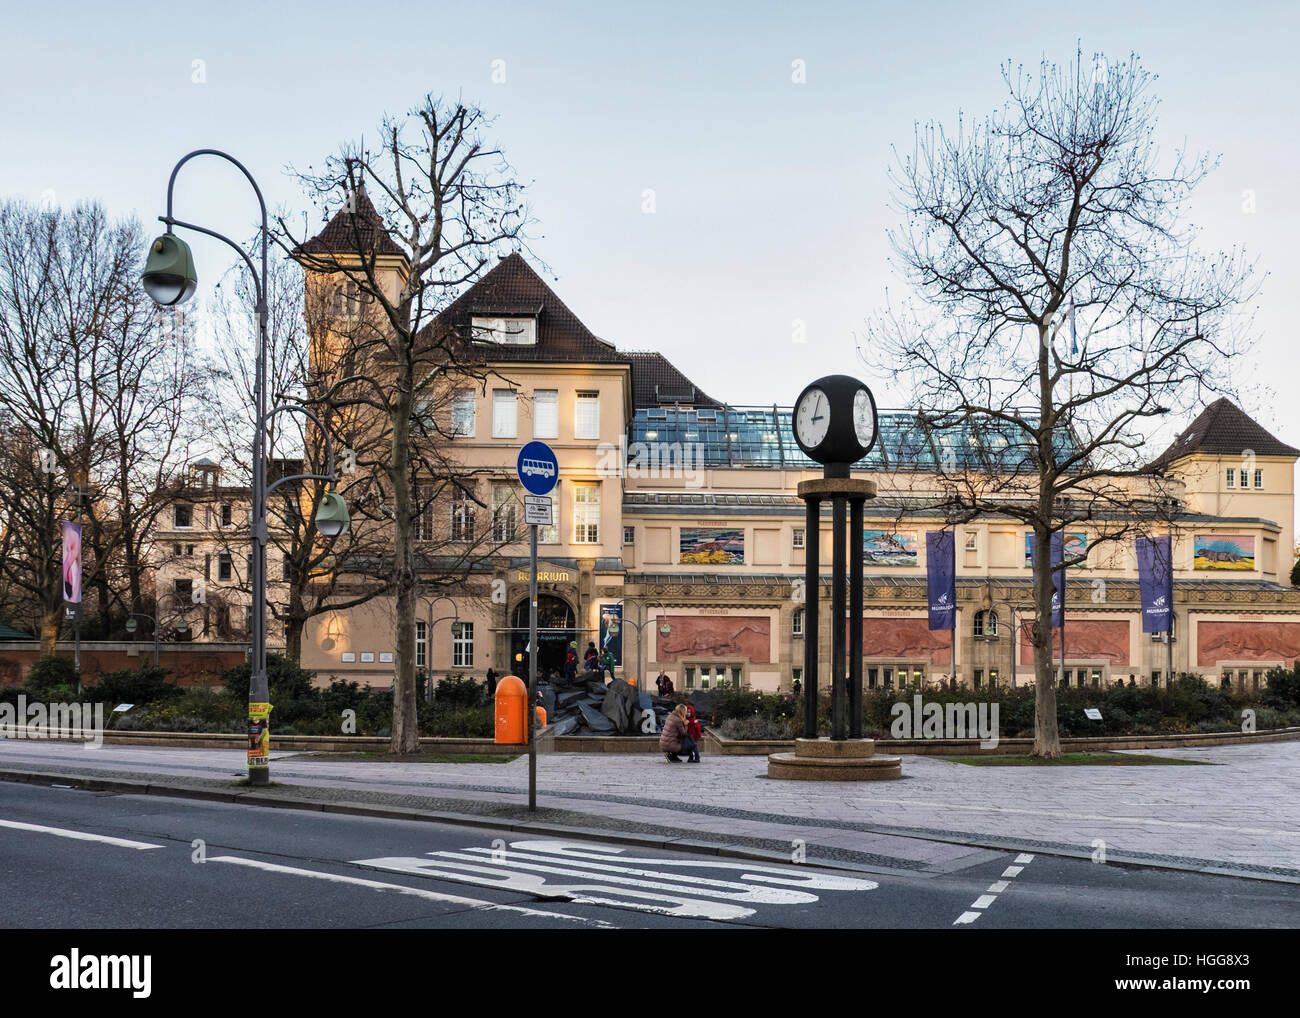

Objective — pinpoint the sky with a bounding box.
[2,0,1297,455]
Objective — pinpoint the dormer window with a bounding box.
[471,316,537,346]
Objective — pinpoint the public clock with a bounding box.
[793,374,878,466]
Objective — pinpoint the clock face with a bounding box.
[853,388,876,451]
[795,387,830,450]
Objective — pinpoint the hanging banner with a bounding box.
[61,521,82,604]
[1029,531,1064,628]
[1137,536,1174,634]
[599,603,623,666]
[926,531,956,631]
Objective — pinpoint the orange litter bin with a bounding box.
[494,675,527,744]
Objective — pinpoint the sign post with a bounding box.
[517,441,558,811]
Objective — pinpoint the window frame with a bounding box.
[492,389,518,439]
[451,392,477,438]
[452,622,474,668]
[575,391,600,441]
[492,483,518,544]
[792,527,805,549]
[533,389,559,439]
[572,483,600,544]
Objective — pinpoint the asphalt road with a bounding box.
[1,782,1296,931]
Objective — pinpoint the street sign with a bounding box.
[524,495,552,526]
[517,441,558,496]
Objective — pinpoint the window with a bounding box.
[471,316,536,345]
[684,667,695,690]
[792,527,805,549]
[218,554,232,581]
[452,622,474,668]
[1152,670,1161,687]
[451,392,476,438]
[965,531,978,551]
[988,669,999,689]
[492,484,518,543]
[573,484,600,543]
[172,543,182,558]
[415,620,427,669]
[414,486,435,542]
[1150,614,1177,642]
[492,390,518,439]
[974,610,998,638]
[974,669,983,690]
[173,579,192,603]
[533,390,558,439]
[623,525,635,546]
[174,504,193,528]
[451,494,476,543]
[1255,469,1264,488]
[792,609,804,638]
[575,392,600,440]
[332,279,370,317]
[1226,468,1235,488]
[282,556,294,582]
[220,503,232,527]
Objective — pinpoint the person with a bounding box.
[564,642,578,682]
[584,642,599,673]
[599,649,617,682]
[655,670,674,697]
[659,704,697,763]
[485,667,498,697]
[684,704,702,763]
[791,676,802,696]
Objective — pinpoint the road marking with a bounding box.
[1001,865,1023,877]
[0,818,163,850]
[987,881,1009,893]
[207,856,611,926]
[353,839,878,922]
[953,911,981,925]
[956,854,1036,927]
[971,894,997,909]
[1015,853,1035,863]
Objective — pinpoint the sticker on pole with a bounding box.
[517,441,558,496]
[524,494,552,526]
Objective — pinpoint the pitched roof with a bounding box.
[423,253,628,365]
[297,187,407,260]
[626,352,723,409]
[1146,398,1300,472]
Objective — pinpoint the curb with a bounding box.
[3,765,1298,886]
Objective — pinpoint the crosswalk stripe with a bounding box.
[0,818,163,850]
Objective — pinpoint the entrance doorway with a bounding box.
[510,595,577,679]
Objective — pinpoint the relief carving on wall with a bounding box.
[1018,620,1131,665]
[659,615,772,662]
[861,618,952,665]
[1197,621,1300,665]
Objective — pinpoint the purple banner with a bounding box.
[61,521,82,604]
[1137,536,1173,634]
[926,530,956,631]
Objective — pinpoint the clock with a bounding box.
[793,374,878,466]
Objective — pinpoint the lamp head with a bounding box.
[659,622,672,637]
[125,618,138,634]
[142,233,198,306]
[315,491,351,537]
[173,617,189,635]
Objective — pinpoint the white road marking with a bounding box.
[971,894,998,909]
[0,818,163,850]
[953,911,981,925]
[1015,853,1035,863]
[207,856,611,926]
[353,839,878,922]
[987,881,1010,893]
[1001,865,1023,877]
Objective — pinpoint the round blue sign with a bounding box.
[517,441,559,495]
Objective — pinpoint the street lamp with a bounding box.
[604,598,671,688]
[125,604,191,667]
[143,149,350,786]
[417,595,460,702]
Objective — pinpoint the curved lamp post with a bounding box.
[142,149,350,786]
[604,598,671,688]
[125,607,191,667]
[417,595,460,702]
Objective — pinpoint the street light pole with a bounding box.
[144,149,350,787]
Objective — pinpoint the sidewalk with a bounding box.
[1,737,1297,883]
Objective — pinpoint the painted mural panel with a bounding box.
[863,530,918,566]
[679,528,745,565]
[1197,621,1300,665]
[658,615,771,662]
[1018,620,1131,665]
[1193,534,1255,571]
[861,617,951,664]
[1024,531,1087,567]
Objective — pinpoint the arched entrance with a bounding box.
[510,595,577,679]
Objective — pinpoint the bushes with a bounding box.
[87,665,183,706]
[718,715,796,741]
[220,655,316,701]
[24,656,80,698]
[434,675,487,708]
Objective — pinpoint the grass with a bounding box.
[942,751,1213,766]
[295,751,519,764]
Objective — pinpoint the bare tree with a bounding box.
[861,51,1257,756]
[285,95,532,751]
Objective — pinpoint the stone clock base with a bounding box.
[767,737,903,781]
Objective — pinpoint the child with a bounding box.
[684,705,702,763]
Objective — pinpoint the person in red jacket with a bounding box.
[684,705,702,763]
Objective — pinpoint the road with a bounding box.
[1,782,1296,930]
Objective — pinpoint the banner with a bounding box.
[61,521,82,604]
[1029,531,1064,628]
[1137,536,1174,634]
[926,530,956,631]
[599,603,622,666]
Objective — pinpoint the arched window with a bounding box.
[974,609,999,638]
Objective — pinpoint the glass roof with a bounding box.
[629,407,1076,471]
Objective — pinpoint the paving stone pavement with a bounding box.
[1,737,1297,879]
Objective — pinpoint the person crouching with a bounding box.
[659,704,698,763]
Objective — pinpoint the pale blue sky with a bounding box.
[2,0,1297,455]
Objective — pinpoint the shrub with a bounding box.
[87,664,183,706]
[24,656,79,697]
[434,675,487,708]
[718,716,796,741]
[423,705,493,738]
[221,655,316,701]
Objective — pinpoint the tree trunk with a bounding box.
[389,346,419,753]
[39,607,59,659]
[1031,521,1062,757]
